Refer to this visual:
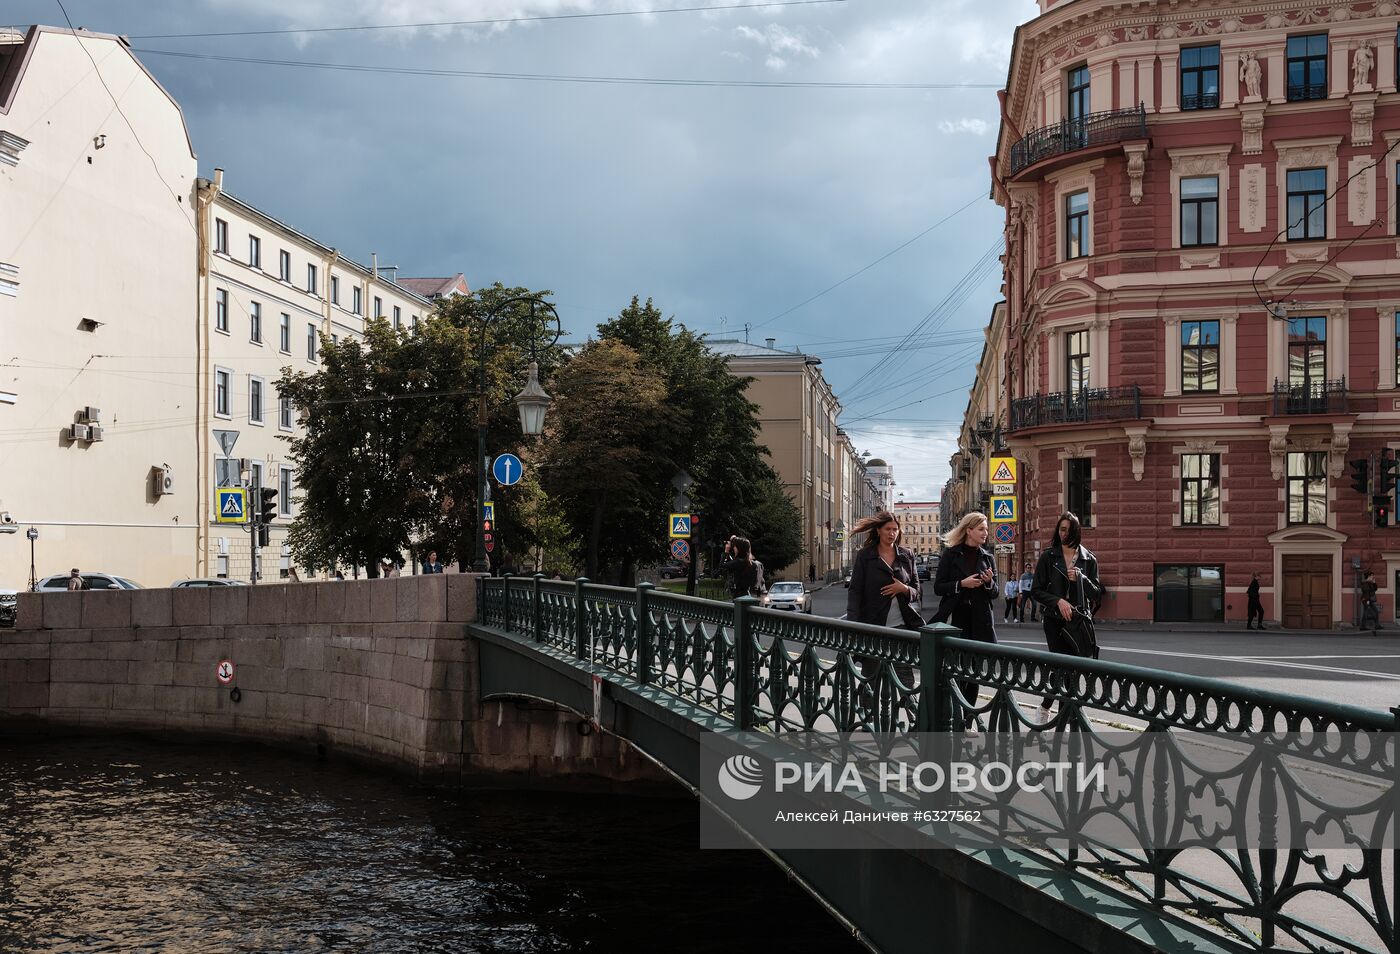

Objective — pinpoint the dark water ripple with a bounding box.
[0,736,861,953]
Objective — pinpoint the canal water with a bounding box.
[0,735,861,953]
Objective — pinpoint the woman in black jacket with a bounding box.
[845,511,923,629]
[1029,511,1102,710]
[930,512,997,730]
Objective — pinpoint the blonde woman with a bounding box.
[931,512,998,729]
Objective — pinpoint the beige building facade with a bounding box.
[0,26,199,589]
[195,176,435,580]
[710,339,847,581]
[892,500,942,557]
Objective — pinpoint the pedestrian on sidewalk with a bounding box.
[422,550,444,574]
[1003,575,1019,622]
[1018,562,1037,622]
[846,511,923,702]
[66,568,83,591]
[724,536,765,599]
[931,512,997,732]
[1030,512,1102,712]
[1360,571,1381,632]
[1246,572,1265,630]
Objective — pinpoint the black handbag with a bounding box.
[1055,564,1099,659]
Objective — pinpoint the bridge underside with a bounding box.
[471,624,1245,954]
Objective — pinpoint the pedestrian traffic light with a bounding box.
[1379,449,1398,489]
[1349,458,1370,495]
[1373,495,1392,528]
[258,487,278,526]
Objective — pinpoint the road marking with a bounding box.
[1001,640,1400,682]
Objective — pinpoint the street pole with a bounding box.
[250,516,259,585]
[27,527,37,591]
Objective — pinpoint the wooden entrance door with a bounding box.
[1281,555,1331,629]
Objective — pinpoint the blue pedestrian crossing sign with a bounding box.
[216,487,248,524]
[492,453,523,487]
[990,496,1017,523]
[669,514,692,538]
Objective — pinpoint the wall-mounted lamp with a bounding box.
[93,134,106,149]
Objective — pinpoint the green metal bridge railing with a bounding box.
[480,575,1398,954]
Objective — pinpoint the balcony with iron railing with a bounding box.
[1271,377,1347,416]
[1286,82,1327,102]
[1007,105,1148,177]
[1180,91,1219,110]
[1006,385,1142,433]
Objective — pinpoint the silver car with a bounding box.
[171,578,249,587]
[764,581,811,613]
[36,572,142,591]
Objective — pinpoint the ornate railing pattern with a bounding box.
[1272,377,1348,416]
[1008,105,1148,176]
[478,576,1398,954]
[1007,385,1142,433]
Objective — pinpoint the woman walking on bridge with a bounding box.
[1030,511,1102,711]
[931,512,998,731]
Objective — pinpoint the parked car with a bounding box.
[171,578,249,587]
[764,581,811,613]
[0,588,16,627]
[917,562,932,581]
[36,572,142,591]
[656,562,687,580]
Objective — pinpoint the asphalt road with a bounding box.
[809,584,1400,715]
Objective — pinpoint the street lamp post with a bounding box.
[26,526,38,591]
[474,296,562,574]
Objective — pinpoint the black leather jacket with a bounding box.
[930,544,997,624]
[1030,544,1102,613]
[846,545,923,628]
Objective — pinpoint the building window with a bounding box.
[1067,64,1089,122]
[1286,168,1327,240]
[307,263,318,295]
[1180,453,1221,525]
[330,275,340,305]
[1287,316,1326,391]
[215,368,231,418]
[1153,565,1224,622]
[214,218,228,254]
[216,554,229,579]
[279,396,294,431]
[1286,34,1328,101]
[393,305,401,330]
[307,323,318,362]
[1287,451,1327,525]
[250,461,264,495]
[1064,190,1090,260]
[249,301,262,344]
[373,295,382,318]
[352,286,362,315]
[215,288,228,333]
[412,314,420,332]
[279,467,293,517]
[1065,328,1091,393]
[249,377,265,425]
[1180,176,1218,247]
[279,249,291,281]
[248,235,261,269]
[1066,457,1092,526]
[1180,45,1220,109]
[1395,312,1399,385]
[1181,319,1220,392]
[279,313,291,353]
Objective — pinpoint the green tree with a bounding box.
[538,339,680,579]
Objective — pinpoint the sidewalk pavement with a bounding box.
[995,617,1393,638]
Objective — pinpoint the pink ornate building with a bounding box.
[988,0,1400,627]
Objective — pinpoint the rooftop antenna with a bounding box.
[744,322,751,343]
[719,316,727,335]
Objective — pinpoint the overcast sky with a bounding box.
[15,0,1036,502]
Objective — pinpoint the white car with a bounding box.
[764,581,812,613]
[171,578,249,587]
[36,572,142,591]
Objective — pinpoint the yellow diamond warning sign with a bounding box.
[989,456,1017,484]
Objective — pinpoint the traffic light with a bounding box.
[1348,458,1370,495]
[1379,449,1398,490]
[258,487,277,525]
[1373,495,1392,529]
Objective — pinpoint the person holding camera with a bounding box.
[722,536,765,599]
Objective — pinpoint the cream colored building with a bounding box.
[892,500,942,557]
[709,338,844,581]
[0,26,199,589]
[834,429,880,571]
[195,175,436,580]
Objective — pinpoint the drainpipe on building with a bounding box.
[192,168,223,577]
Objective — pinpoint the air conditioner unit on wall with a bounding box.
[83,406,101,422]
[155,465,174,495]
[88,424,103,442]
[69,424,90,442]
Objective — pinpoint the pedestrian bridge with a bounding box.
[475,576,1396,954]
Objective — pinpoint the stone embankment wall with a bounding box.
[0,577,669,791]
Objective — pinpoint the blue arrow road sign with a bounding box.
[492,453,523,487]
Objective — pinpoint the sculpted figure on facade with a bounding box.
[1240,51,1263,99]
[1353,40,1373,90]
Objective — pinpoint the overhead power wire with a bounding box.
[129,0,847,39]
[751,193,987,331]
[132,49,1001,90]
